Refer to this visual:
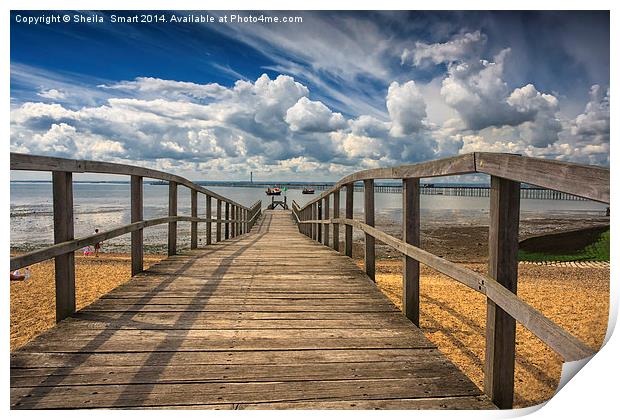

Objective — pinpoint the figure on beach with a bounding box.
[10,268,30,282]
[94,228,102,257]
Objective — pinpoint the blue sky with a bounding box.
[10,11,610,181]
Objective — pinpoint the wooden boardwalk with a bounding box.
[11,210,493,409]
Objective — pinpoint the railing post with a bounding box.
[345,183,353,257]
[216,199,222,242]
[237,206,241,236]
[317,201,322,243]
[231,205,236,238]
[364,179,375,281]
[484,176,521,409]
[225,203,230,240]
[190,189,198,249]
[130,175,144,276]
[206,195,212,245]
[310,203,317,241]
[167,181,177,256]
[52,171,75,322]
[323,196,330,246]
[332,189,340,251]
[402,178,420,325]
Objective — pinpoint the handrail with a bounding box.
[10,152,262,324]
[10,153,249,210]
[293,152,608,409]
[11,216,253,271]
[299,152,609,209]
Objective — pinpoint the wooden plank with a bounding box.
[52,171,75,322]
[484,176,519,409]
[345,183,353,257]
[11,377,483,409]
[216,199,222,242]
[10,361,466,387]
[167,181,177,256]
[332,189,340,252]
[364,179,375,281]
[402,178,420,325]
[205,195,212,245]
[475,152,609,203]
[239,396,495,410]
[130,175,143,276]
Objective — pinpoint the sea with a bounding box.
[10,182,608,253]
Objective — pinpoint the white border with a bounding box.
[2,1,616,419]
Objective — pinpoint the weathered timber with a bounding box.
[10,211,492,410]
[52,171,75,322]
[402,178,420,326]
[130,175,144,276]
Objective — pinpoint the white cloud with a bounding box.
[100,77,228,101]
[37,88,66,100]
[401,31,487,67]
[285,97,346,132]
[571,84,609,145]
[386,81,427,137]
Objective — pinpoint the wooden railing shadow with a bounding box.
[292,152,609,409]
[11,210,271,408]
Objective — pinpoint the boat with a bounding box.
[266,187,281,196]
[302,188,315,195]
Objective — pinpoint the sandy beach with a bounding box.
[10,218,610,408]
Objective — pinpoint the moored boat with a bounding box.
[302,188,315,194]
[266,187,281,196]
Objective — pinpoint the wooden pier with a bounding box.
[10,211,493,409]
[10,152,609,409]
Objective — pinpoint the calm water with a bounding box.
[10,182,607,252]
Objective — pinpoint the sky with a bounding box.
[10,10,610,181]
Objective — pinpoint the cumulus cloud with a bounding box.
[571,84,610,145]
[386,81,427,137]
[285,97,347,132]
[436,48,563,146]
[401,31,487,67]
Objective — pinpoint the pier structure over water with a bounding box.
[10,152,609,409]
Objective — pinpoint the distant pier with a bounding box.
[167,180,589,201]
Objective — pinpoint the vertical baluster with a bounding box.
[225,203,230,239]
[317,201,323,243]
[402,178,420,325]
[190,189,198,249]
[312,203,317,241]
[332,189,340,252]
[131,175,143,276]
[216,199,222,242]
[323,196,330,246]
[168,181,177,256]
[484,176,520,409]
[206,195,212,245]
[364,179,375,281]
[52,171,75,322]
[345,183,353,257]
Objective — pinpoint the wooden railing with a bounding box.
[10,153,262,322]
[292,152,609,409]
